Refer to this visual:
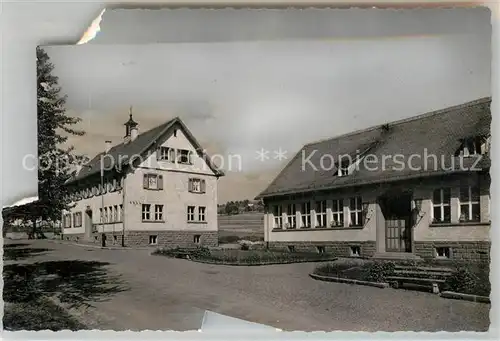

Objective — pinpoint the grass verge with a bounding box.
[313,259,490,297]
[4,298,86,331]
[153,247,337,265]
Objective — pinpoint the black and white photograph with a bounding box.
[2,7,493,332]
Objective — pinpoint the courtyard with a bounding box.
[3,239,490,331]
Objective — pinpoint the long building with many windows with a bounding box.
[257,98,491,262]
[62,111,224,247]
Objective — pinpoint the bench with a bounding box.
[387,265,454,294]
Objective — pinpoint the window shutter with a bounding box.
[158,175,163,190]
[143,174,148,189]
[157,147,161,161]
[201,179,206,193]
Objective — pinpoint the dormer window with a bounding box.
[456,135,489,157]
[336,159,352,177]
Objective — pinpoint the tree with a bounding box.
[34,47,85,236]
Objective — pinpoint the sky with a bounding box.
[43,8,491,203]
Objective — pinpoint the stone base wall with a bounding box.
[414,241,490,262]
[125,230,218,248]
[62,233,85,242]
[268,241,376,258]
[62,231,218,248]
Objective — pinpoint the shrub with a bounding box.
[240,243,250,251]
[444,267,480,295]
[363,261,396,282]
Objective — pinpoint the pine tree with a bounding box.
[35,47,85,234]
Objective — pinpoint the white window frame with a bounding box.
[142,204,151,221]
[435,247,451,259]
[300,202,311,228]
[198,206,206,222]
[349,196,363,226]
[194,235,201,244]
[177,149,193,164]
[187,206,196,222]
[155,204,164,221]
[432,188,451,223]
[149,235,158,245]
[119,204,123,222]
[286,203,297,229]
[189,178,206,193]
[113,205,118,222]
[273,205,282,229]
[459,186,480,222]
[332,199,344,227]
[108,206,114,223]
[73,212,82,227]
[315,200,326,227]
[159,146,175,161]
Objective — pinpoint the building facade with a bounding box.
[62,112,223,248]
[257,98,491,262]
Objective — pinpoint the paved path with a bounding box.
[3,240,490,332]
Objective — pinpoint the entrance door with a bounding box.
[380,193,412,252]
[84,209,93,241]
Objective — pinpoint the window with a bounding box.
[457,136,485,157]
[187,206,195,221]
[273,205,282,229]
[113,235,118,244]
[73,212,82,227]
[286,204,297,229]
[300,202,311,228]
[119,204,123,221]
[104,207,108,223]
[435,247,451,259]
[143,173,163,190]
[113,205,118,222]
[350,246,361,257]
[155,204,164,221]
[432,188,451,223]
[193,235,201,244]
[198,206,206,221]
[349,197,363,226]
[149,235,158,245]
[317,246,326,254]
[189,178,206,193]
[142,204,151,221]
[315,200,326,227]
[109,206,114,222]
[332,199,344,227]
[459,186,480,222]
[99,208,103,223]
[158,146,175,161]
[63,214,72,228]
[336,159,351,177]
[177,149,192,164]
[288,245,296,253]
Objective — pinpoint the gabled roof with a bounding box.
[66,117,224,184]
[257,97,491,199]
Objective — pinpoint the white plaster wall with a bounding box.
[62,183,124,235]
[265,188,378,242]
[138,127,215,176]
[413,175,490,242]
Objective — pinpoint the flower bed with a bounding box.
[313,259,490,297]
[153,247,337,265]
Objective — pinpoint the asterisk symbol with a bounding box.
[274,147,288,161]
[255,148,270,162]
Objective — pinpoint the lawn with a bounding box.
[153,247,337,265]
[314,259,491,297]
